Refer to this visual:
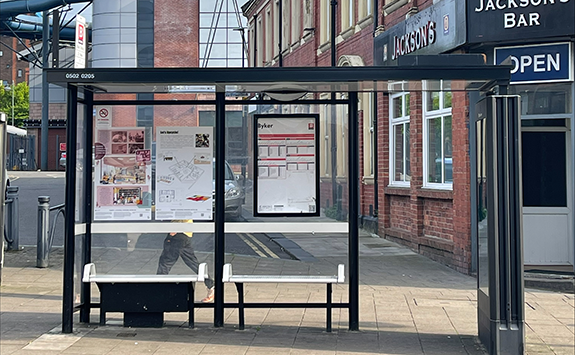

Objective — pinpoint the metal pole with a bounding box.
[348,91,359,331]
[62,84,78,334]
[11,80,15,126]
[52,9,60,68]
[80,91,94,323]
[41,10,50,170]
[214,90,226,327]
[37,196,50,268]
[6,186,20,251]
[278,0,283,67]
[0,113,7,283]
[330,0,338,212]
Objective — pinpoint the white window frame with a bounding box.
[320,0,330,44]
[341,0,354,30]
[291,0,301,45]
[359,0,373,20]
[257,17,264,66]
[265,8,272,63]
[423,81,453,189]
[389,91,411,186]
[362,92,375,177]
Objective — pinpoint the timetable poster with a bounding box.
[93,127,153,221]
[155,127,214,220]
[254,114,319,216]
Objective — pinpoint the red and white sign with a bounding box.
[60,143,66,151]
[95,106,112,128]
[74,14,86,69]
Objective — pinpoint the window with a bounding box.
[390,92,410,185]
[320,96,332,176]
[291,0,301,45]
[424,82,453,187]
[257,17,263,66]
[320,0,330,44]
[362,93,375,177]
[266,8,272,63]
[341,0,354,30]
[17,69,23,78]
[359,0,372,19]
[282,0,290,51]
[199,0,249,68]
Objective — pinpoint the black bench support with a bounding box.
[327,283,332,332]
[236,283,245,330]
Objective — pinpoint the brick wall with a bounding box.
[245,0,475,274]
[154,0,199,67]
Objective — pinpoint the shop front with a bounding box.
[468,0,575,268]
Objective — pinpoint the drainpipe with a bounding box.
[372,0,379,224]
[278,0,283,67]
[330,0,338,214]
[253,15,257,67]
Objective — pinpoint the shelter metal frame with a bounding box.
[46,64,519,355]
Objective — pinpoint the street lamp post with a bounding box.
[11,80,14,126]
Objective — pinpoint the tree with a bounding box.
[0,82,29,127]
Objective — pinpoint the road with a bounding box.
[6,171,292,260]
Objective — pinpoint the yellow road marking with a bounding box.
[245,233,279,259]
[238,233,268,258]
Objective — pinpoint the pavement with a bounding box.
[1,228,574,355]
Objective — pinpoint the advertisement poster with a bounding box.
[93,127,152,221]
[254,114,319,216]
[155,127,214,220]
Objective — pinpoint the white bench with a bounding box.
[222,263,345,332]
[83,263,207,328]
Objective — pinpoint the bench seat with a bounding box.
[223,263,345,332]
[83,263,207,328]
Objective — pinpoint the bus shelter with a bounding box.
[46,61,524,355]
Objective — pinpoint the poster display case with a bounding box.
[254,114,319,217]
[155,127,214,220]
[93,126,153,221]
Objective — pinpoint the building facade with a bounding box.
[242,0,575,274]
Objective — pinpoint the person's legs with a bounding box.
[156,234,183,274]
[180,237,214,301]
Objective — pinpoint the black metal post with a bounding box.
[330,0,338,212]
[253,15,258,67]
[278,0,283,67]
[41,11,50,170]
[52,9,59,68]
[62,84,78,334]
[214,90,226,327]
[348,91,359,331]
[80,91,94,323]
[330,0,337,67]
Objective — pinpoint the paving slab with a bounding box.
[2,235,573,354]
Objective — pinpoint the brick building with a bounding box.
[0,35,29,86]
[242,0,575,274]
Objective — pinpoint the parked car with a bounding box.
[213,160,245,219]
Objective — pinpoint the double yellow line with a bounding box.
[238,233,279,259]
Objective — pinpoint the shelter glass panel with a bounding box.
[89,103,217,311]
[74,102,87,308]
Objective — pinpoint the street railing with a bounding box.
[37,196,65,268]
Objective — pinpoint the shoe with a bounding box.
[201,287,214,303]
